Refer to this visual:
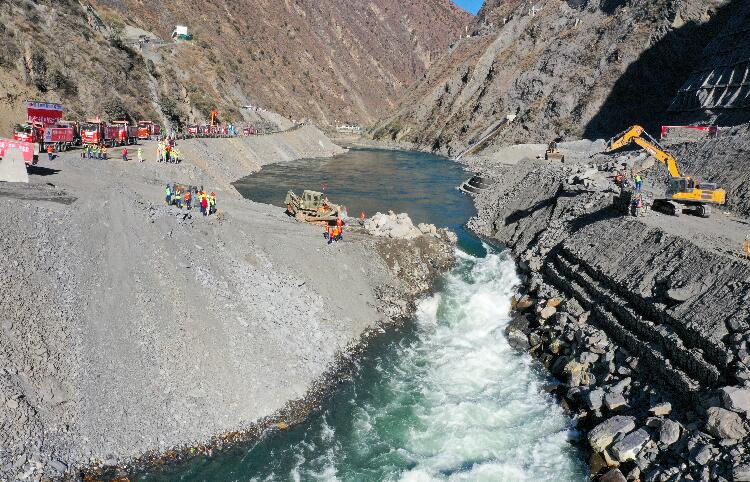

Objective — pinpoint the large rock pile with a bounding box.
[507,272,750,482]
[364,211,457,242]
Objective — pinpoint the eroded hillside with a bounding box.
[0,0,470,135]
[373,0,741,156]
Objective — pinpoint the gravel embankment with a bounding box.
[0,127,455,480]
[461,128,750,481]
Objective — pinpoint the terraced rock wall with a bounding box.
[468,158,750,480]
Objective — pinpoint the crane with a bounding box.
[606,125,726,218]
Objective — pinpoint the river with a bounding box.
[135,148,586,481]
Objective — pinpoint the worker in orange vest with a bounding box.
[47,144,53,161]
[184,190,192,210]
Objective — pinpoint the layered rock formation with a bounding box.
[464,126,750,481]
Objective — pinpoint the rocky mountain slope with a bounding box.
[0,0,469,135]
[372,0,741,156]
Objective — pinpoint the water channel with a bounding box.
[136,148,586,481]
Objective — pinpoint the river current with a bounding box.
[136,148,586,481]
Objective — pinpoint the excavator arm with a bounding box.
[606,125,681,178]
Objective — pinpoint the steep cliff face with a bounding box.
[0,0,470,135]
[372,0,737,156]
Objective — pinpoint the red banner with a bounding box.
[26,101,63,127]
[43,127,75,143]
[0,138,36,165]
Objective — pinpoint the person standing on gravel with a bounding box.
[122,147,128,162]
[200,194,208,216]
[184,190,192,210]
[165,184,172,205]
[47,144,54,162]
[209,192,216,215]
[137,147,143,163]
[635,174,642,190]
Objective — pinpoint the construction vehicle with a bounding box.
[81,121,120,146]
[137,120,161,140]
[111,121,138,145]
[544,140,565,162]
[13,121,78,159]
[606,125,726,217]
[285,190,345,223]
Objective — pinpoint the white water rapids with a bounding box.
[245,248,586,481]
[138,248,586,482]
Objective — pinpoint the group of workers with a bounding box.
[324,217,344,244]
[164,184,217,216]
[614,171,648,217]
[79,144,145,162]
[80,144,109,160]
[157,140,181,163]
[614,171,643,191]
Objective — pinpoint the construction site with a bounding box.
[2,0,750,480]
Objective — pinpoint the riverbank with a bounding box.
[0,128,456,480]
[460,131,750,481]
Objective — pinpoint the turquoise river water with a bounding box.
[135,148,586,481]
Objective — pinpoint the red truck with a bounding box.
[111,121,138,145]
[137,120,161,140]
[81,122,119,146]
[14,121,77,157]
[13,122,44,144]
[42,125,77,151]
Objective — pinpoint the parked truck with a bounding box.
[81,122,119,146]
[137,120,161,140]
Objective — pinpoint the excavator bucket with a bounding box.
[0,148,29,183]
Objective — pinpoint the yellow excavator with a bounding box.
[606,125,726,218]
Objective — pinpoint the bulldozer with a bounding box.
[285,190,344,223]
[605,125,726,218]
[544,141,565,162]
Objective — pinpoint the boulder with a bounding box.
[649,402,672,417]
[506,330,529,350]
[589,416,637,452]
[690,444,713,466]
[611,428,650,462]
[589,451,608,477]
[513,295,534,311]
[587,388,605,410]
[705,407,748,440]
[540,305,557,320]
[604,392,627,410]
[599,468,627,482]
[665,281,703,302]
[733,463,750,482]
[721,386,750,414]
[659,419,681,446]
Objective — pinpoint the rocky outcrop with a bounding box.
[466,136,750,480]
